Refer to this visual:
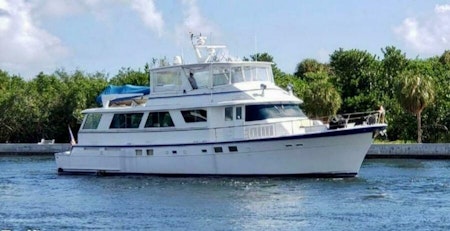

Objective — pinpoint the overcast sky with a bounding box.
[1,0,449,79]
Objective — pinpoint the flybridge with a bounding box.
[148,34,275,97]
[95,34,276,108]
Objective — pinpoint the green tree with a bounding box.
[329,48,381,113]
[419,56,450,142]
[0,71,30,142]
[246,53,273,62]
[109,67,149,86]
[294,58,329,79]
[274,73,307,98]
[376,46,411,141]
[380,46,409,97]
[57,70,108,142]
[301,72,341,119]
[26,72,65,141]
[439,50,450,67]
[396,71,435,143]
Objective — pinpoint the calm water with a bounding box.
[1,155,450,231]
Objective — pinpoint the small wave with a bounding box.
[362,193,389,200]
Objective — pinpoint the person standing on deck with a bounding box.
[188,72,198,89]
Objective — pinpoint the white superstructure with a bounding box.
[55,34,386,177]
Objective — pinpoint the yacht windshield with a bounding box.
[242,66,272,82]
[213,65,273,85]
[245,104,306,121]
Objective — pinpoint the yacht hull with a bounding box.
[55,126,382,177]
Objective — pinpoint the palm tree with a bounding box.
[302,78,342,120]
[397,71,435,143]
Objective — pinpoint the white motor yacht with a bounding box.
[55,34,387,177]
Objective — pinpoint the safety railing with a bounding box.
[328,111,383,129]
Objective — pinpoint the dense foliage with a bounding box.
[287,48,449,143]
[0,48,449,143]
[0,68,148,143]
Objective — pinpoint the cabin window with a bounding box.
[82,113,102,129]
[212,67,230,86]
[187,68,210,89]
[225,107,233,121]
[254,67,269,81]
[243,66,271,82]
[228,146,238,152]
[153,70,181,93]
[245,104,306,122]
[109,113,143,129]
[243,66,252,82]
[181,109,207,123]
[236,107,242,120]
[231,67,244,83]
[154,71,181,87]
[145,112,174,127]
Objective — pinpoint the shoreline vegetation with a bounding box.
[0,48,449,143]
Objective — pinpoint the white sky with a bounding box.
[0,0,449,79]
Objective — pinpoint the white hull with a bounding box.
[55,126,380,177]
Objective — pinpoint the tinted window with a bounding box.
[110,113,143,128]
[181,109,207,123]
[225,107,233,121]
[245,104,305,121]
[82,113,102,129]
[145,112,174,127]
[236,107,242,120]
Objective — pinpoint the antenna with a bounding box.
[254,34,258,61]
[190,32,207,62]
[189,32,226,63]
